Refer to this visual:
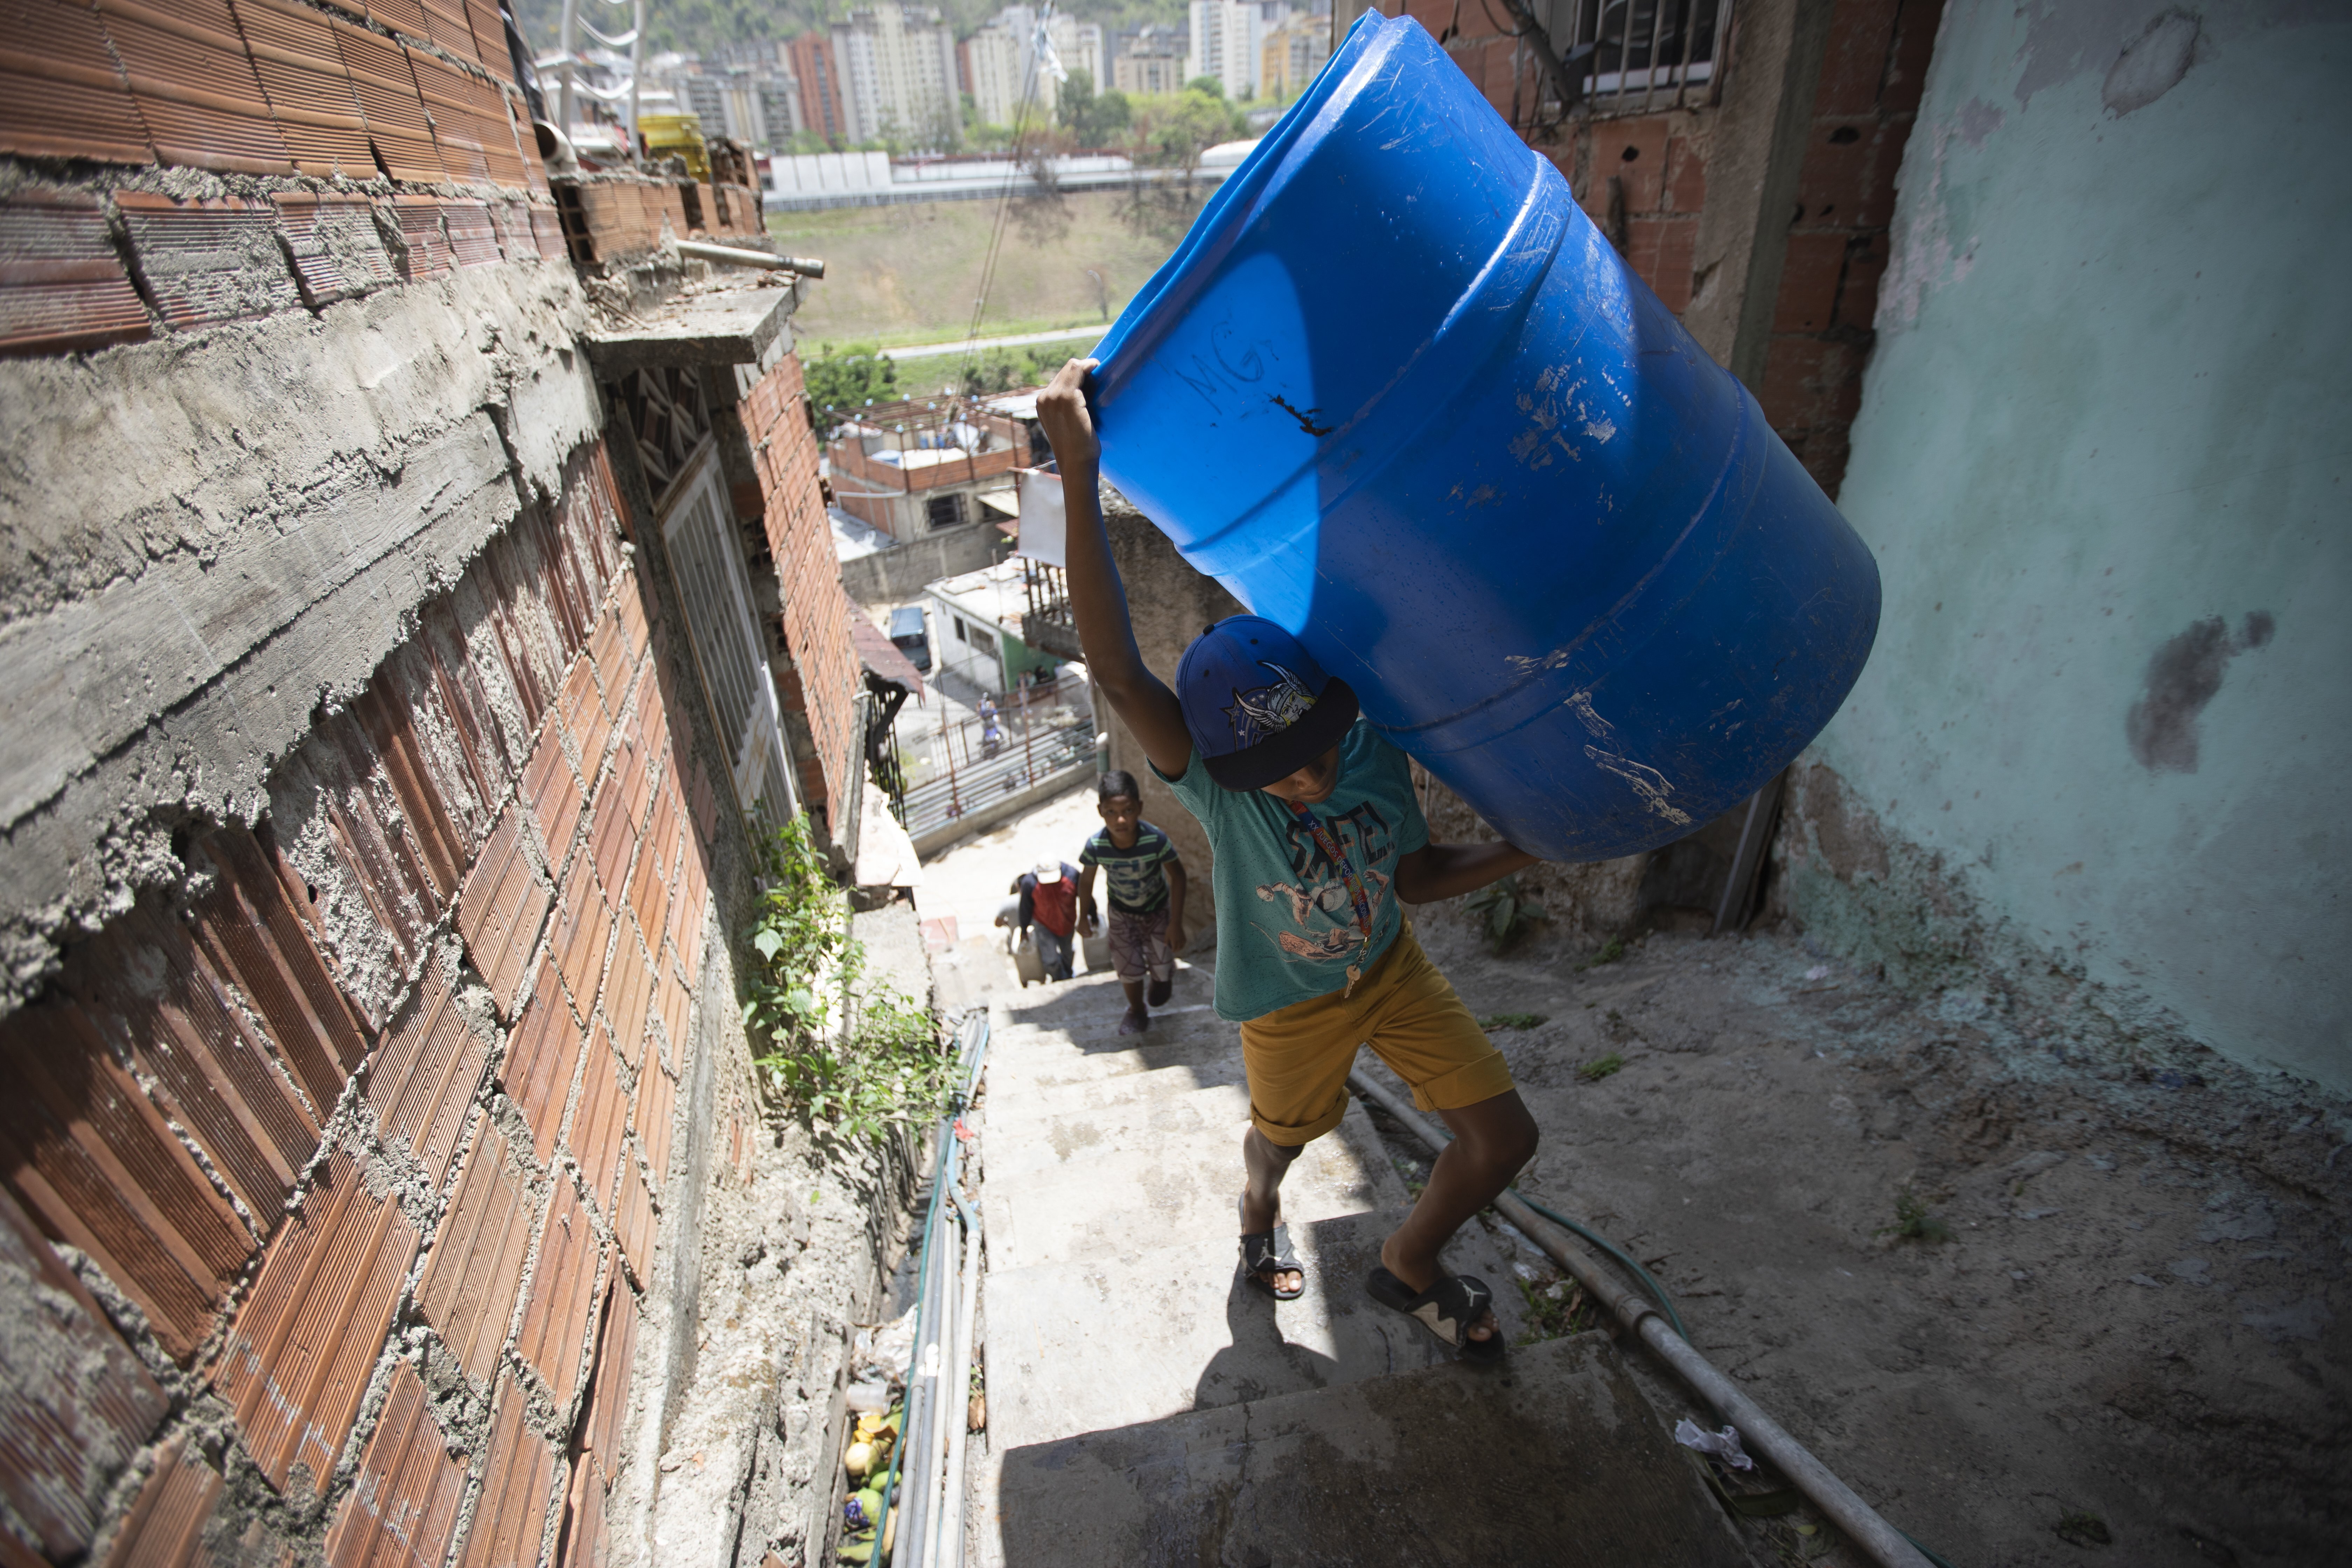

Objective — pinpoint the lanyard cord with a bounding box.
[1287,802,1377,995]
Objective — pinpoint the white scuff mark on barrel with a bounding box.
[1563,689,1614,741]
[1582,418,1616,442]
[1584,744,1693,827]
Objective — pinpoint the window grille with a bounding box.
[1545,0,1729,118]
[926,491,966,530]
[659,440,799,837]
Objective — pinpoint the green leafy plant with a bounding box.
[1477,1012,1548,1031]
[1577,935,1626,971]
[1466,872,1549,954]
[745,815,953,1143]
[1874,1188,1953,1244]
[1577,1052,1625,1082]
[1516,1276,1594,1345]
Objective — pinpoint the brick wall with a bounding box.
[0,0,563,355]
[1376,0,1942,498]
[740,346,867,833]
[0,437,728,1566]
[1751,0,1940,491]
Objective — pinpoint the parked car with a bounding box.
[889,604,931,672]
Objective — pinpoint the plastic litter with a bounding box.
[854,1312,917,1386]
[1675,1418,1755,1471]
[843,1380,891,1413]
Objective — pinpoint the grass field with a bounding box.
[769,190,1198,352]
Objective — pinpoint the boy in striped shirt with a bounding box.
[1077,771,1188,1035]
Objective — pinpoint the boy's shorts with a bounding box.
[1238,922,1513,1146]
[1106,906,1175,985]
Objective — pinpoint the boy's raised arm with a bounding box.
[1035,359,1194,780]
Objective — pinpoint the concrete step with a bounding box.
[986,1331,1759,1568]
[978,1061,1251,1143]
[986,1100,1405,1270]
[980,1080,1255,1184]
[985,1028,1245,1099]
[981,1206,1525,1451]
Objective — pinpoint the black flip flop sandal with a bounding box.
[1366,1266,1506,1361]
[1239,1223,1306,1300]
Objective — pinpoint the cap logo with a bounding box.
[1225,661,1318,749]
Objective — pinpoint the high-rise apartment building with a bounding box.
[1113,23,1188,96]
[831,1,963,148]
[1185,0,1290,98]
[966,5,1107,130]
[1258,14,1331,99]
[788,30,850,142]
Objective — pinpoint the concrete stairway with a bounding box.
[967,970,1756,1567]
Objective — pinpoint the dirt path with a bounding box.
[1400,912,2350,1567]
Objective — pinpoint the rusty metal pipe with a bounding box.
[676,239,825,277]
[1346,1070,1935,1568]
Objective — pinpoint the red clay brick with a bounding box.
[502,960,584,1166]
[324,1361,467,1568]
[1594,115,1670,214]
[1794,129,1877,227]
[1813,0,1900,116]
[615,570,650,663]
[523,718,586,880]
[0,192,152,356]
[457,805,553,1020]
[367,959,486,1188]
[193,824,372,1096]
[632,1038,676,1187]
[441,198,501,267]
[686,757,720,848]
[587,610,630,715]
[0,1002,253,1362]
[238,0,378,183]
[577,1287,638,1471]
[1883,0,1942,116]
[557,1452,612,1568]
[602,917,656,1072]
[560,658,613,789]
[417,1124,530,1389]
[113,191,306,329]
[458,1373,557,1568]
[1838,239,1886,331]
[0,2,155,168]
[516,1178,606,1405]
[1772,231,1850,334]
[96,0,296,175]
[66,904,313,1223]
[1662,134,1707,214]
[213,1149,420,1492]
[549,866,615,1020]
[612,1156,655,1287]
[1652,216,1698,313]
[585,771,637,910]
[626,833,670,989]
[566,1023,627,1211]
[96,1436,220,1568]
[0,1184,168,1563]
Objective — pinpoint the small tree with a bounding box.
[806,343,897,424]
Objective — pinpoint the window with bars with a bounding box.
[925,491,967,530]
[1546,0,1729,118]
[615,365,713,500]
[658,440,799,834]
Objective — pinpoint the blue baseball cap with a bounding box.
[1175,616,1360,789]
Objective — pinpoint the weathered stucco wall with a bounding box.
[1791,1,2352,1087]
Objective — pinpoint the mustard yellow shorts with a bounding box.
[1239,922,1515,1146]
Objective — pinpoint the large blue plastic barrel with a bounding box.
[1091,13,1879,862]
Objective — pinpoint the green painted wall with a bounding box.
[1798,2,2351,1086]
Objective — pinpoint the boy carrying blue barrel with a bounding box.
[1035,357,1541,1357]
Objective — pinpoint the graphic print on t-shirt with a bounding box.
[1254,800,1397,965]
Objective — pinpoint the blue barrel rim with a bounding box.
[1092,10,1393,383]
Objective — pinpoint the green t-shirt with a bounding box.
[1155,719,1429,1022]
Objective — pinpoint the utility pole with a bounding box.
[559,0,579,137]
